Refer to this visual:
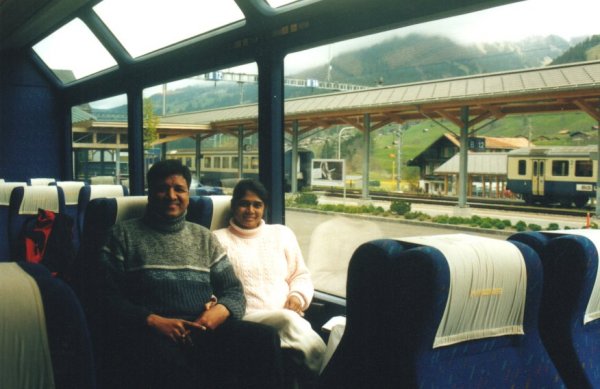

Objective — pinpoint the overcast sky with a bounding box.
[284,0,600,74]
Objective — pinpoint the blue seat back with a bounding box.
[0,262,96,389]
[7,186,66,259]
[0,182,26,260]
[188,194,231,230]
[321,235,563,388]
[53,181,87,251]
[77,184,129,238]
[510,230,600,388]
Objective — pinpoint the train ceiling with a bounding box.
[1,0,522,106]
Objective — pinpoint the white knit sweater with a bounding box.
[214,219,314,313]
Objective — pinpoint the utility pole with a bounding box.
[396,124,402,191]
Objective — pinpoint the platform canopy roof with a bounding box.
[163,60,600,138]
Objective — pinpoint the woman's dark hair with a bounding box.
[231,179,269,207]
[147,159,192,191]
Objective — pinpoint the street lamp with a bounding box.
[337,126,354,159]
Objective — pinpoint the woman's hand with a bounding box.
[195,303,230,330]
[284,295,304,316]
[146,314,203,344]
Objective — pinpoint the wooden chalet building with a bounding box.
[407,134,530,195]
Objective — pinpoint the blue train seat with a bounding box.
[79,195,230,264]
[54,181,86,250]
[319,234,563,388]
[29,177,56,186]
[77,184,129,239]
[509,230,600,388]
[188,194,231,230]
[0,262,95,389]
[7,185,66,260]
[0,182,26,260]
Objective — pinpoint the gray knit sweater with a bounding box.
[97,210,246,329]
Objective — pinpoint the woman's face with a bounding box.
[232,190,265,229]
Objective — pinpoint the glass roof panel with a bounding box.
[33,18,117,84]
[93,0,245,58]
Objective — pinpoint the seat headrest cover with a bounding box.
[56,182,85,205]
[29,178,56,186]
[19,187,60,214]
[546,229,600,324]
[115,196,148,222]
[89,185,125,200]
[0,183,26,206]
[209,195,232,230]
[0,263,55,388]
[397,234,526,348]
[90,176,115,185]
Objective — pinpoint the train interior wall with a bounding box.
[0,50,65,182]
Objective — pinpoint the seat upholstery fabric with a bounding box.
[510,231,600,388]
[0,262,95,389]
[319,237,563,388]
[7,186,66,260]
[77,184,129,239]
[0,183,26,260]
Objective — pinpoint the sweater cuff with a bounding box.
[289,292,307,310]
[217,297,245,320]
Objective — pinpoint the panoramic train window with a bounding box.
[142,63,258,192]
[575,160,593,177]
[33,19,117,83]
[93,0,245,58]
[71,95,128,186]
[283,0,600,297]
[552,160,569,176]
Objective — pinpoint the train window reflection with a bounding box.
[71,96,128,186]
[575,160,593,177]
[552,160,569,176]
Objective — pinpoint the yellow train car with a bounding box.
[507,146,597,207]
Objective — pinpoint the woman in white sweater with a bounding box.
[214,179,326,382]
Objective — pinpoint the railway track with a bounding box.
[322,188,595,217]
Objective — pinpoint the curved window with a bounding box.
[93,0,245,58]
[33,19,117,83]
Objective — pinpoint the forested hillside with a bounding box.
[551,35,600,64]
[92,33,598,154]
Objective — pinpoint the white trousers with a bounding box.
[244,309,326,373]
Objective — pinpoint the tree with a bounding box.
[143,98,159,149]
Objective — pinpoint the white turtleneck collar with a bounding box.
[228,218,265,238]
